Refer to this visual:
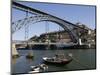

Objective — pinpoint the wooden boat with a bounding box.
[28,64,48,73]
[43,54,72,65]
[26,50,34,59]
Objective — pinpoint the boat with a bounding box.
[28,64,48,73]
[43,54,72,65]
[26,50,34,59]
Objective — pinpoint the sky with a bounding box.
[12,1,96,40]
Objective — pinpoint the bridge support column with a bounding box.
[12,43,19,58]
[79,38,82,45]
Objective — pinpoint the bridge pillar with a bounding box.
[12,43,19,58]
[79,38,82,45]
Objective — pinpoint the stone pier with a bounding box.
[12,43,19,58]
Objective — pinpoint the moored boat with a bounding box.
[43,54,72,65]
[26,50,34,59]
[28,64,48,73]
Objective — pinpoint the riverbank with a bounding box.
[16,44,96,50]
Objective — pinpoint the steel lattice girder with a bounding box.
[12,15,79,43]
[12,1,88,43]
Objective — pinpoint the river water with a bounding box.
[12,49,96,74]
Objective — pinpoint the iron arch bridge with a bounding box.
[12,1,87,44]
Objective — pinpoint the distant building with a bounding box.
[29,22,96,47]
[75,22,96,47]
[38,30,72,43]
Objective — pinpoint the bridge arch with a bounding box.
[12,15,79,43]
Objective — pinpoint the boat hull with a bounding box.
[43,57,72,65]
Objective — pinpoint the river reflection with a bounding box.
[12,49,96,74]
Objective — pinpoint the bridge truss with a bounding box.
[12,1,88,44]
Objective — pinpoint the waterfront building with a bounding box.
[37,30,72,43]
[29,22,96,48]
